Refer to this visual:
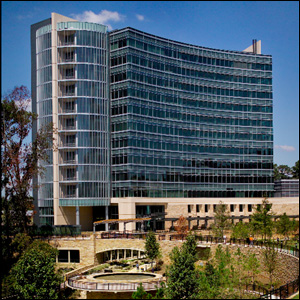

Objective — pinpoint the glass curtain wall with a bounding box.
[110,28,274,198]
[36,26,53,225]
[56,22,110,207]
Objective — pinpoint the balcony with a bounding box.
[61,125,76,131]
[60,107,76,114]
[61,142,76,148]
[61,194,77,198]
[61,159,77,165]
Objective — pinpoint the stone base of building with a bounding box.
[53,197,299,231]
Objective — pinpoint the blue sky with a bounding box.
[1,1,299,167]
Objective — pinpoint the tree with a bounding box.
[174,215,188,239]
[132,283,152,299]
[262,242,278,287]
[231,221,251,239]
[232,247,246,298]
[276,213,293,239]
[132,282,166,299]
[165,242,200,299]
[251,198,274,240]
[244,253,260,285]
[145,231,161,267]
[10,240,62,299]
[292,160,299,179]
[1,86,53,275]
[197,262,222,299]
[213,245,232,287]
[211,201,231,238]
[273,164,281,180]
[181,232,198,262]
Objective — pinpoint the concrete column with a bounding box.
[117,249,119,260]
[110,251,112,261]
[138,250,141,258]
[50,13,77,226]
[131,249,133,258]
[124,249,126,259]
[76,206,80,226]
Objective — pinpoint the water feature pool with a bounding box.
[93,273,156,281]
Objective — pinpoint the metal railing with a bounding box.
[260,277,299,299]
[67,276,162,291]
[99,232,147,240]
[97,232,299,258]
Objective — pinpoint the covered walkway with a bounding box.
[93,217,151,233]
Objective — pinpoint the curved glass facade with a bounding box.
[35,21,110,226]
[110,28,273,198]
[36,26,54,225]
[56,22,110,207]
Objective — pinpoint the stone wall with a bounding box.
[50,236,299,286]
[208,244,299,285]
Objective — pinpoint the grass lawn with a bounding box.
[292,293,299,299]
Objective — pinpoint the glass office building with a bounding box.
[110,28,274,199]
[32,14,111,226]
[32,14,274,229]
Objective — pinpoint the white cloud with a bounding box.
[71,10,125,30]
[136,14,145,21]
[275,145,296,152]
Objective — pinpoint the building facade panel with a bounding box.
[110,28,273,199]
[32,14,279,229]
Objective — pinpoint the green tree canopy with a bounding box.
[145,231,161,265]
[274,164,292,179]
[181,232,198,262]
[10,240,62,299]
[276,213,293,239]
[212,201,231,238]
[292,160,299,179]
[251,198,274,240]
[231,221,251,239]
[1,86,53,279]
[262,242,278,287]
[166,242,200,299]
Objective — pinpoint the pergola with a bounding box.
[93,217,151,233]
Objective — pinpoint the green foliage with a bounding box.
[181,232,198,262]
[1,86,53,280]
[132,282,166,299]
[166,245,200,299]
[292,160,299,179]
[197,247,211,261]
[84,263,110,275]
[243,253,260,285]
[132,283,152,299]
[211,201,231,238]
[262,241,278,286]
[251,198,274,240]
[213,245,232,286]
[10,233,32,260]
[153,282,166,299]
[10,240,62,299]
[274,164,292,179]
[145,231,161,263]
[231,222,251,239]
[276,213,293,239]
